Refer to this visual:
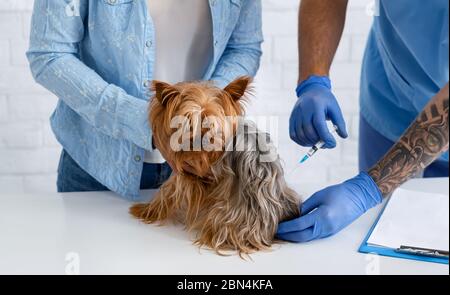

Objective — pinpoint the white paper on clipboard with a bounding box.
[367,188,449,252]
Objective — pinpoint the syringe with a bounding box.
[299,125,339,164]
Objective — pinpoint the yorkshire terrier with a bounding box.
[130,77,300,256]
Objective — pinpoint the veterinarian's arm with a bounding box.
[26,0,152,150]
[210,0,263,88]
[277,85,449,243]
[298,0,348,82]
[290,0,349,149]
[369,83,449,195]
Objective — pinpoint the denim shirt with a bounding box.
[27,0,263,200]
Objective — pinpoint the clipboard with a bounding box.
[359,198,449,265]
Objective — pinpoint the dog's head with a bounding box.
[149,76,252,177]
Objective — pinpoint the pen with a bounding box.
[395,245,449,259]
[299,125,339,164]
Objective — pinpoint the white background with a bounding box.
[0,0,374,194]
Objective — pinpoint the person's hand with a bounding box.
[277,172,383,242]
[290,75,348,148]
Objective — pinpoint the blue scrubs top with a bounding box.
[360,0,449,161]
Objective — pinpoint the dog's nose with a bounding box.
[182,162,213,180]
[182,162,197,175]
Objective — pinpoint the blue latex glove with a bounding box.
[290,76,348,148]
[277,172,383,242]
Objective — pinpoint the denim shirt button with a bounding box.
[143,80,151,88]
[134,155,142,162]
[109,0,117,4]
[214,40,219,47]
[145,40,153,48]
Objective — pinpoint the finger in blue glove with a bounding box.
[276,172,383,243]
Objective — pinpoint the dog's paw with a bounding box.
[129,203,161,224]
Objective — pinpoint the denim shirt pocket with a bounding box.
[100,0,135,32]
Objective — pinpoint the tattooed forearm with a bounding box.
[369,84,449,196]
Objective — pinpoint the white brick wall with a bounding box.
[0,0,59,193]
[0,0,374,194]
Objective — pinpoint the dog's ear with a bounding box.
[152,80,180,106]
[224,76,252,101]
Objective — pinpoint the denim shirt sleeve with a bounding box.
[211,0,264,88]
[26,0,152,151]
